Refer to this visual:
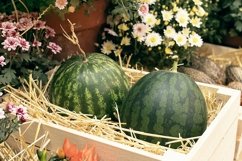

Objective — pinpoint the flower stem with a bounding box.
[171,55,179,72]
[61,19,88,62]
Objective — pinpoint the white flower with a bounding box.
[161,10,173,22]
[145,32,162,47]
[193,0,202,6]
[181,28,191,37]
[164,26,176,38]
[197,6,206,17]
[142,13,157,27]
[191,17,202,28]
[137,0,156,5]
[101,41,116,55]
[188,33,203,47]
[132,23,150,40]
[104,28,118,36]
[174,32,187,46]
[175,8,190,27]
[0,108,5,119]
[55,0,68,10]
[121,36,131,46]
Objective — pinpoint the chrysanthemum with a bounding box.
[190,17,202,28]
[188,33,203,47]
[173,32,187,46]
[161,10,173,22]
[55,0,68,10]
[175,8,190,27]
[138,3,149,16]
[45,26,56,38]
[132,23,150,40]
[18,37,30,51]
[0,22,16,31]
[2,37,19,51]
[196,6,206,17]
[164,26,176,38]
[145,32,162,47]
[118,23,129,31]
[101,41,116,55]
[121,36,131,46]
[142,13,157,27]
[0,56,6,67]
[33,20,46,30]
[47,42,62,54]
[182,28,191,37]
[17,17,33,31]
[193,0,202,6]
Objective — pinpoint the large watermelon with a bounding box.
[49,53,130,119]
[120,70,207,147]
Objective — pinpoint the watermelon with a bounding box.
[49,53,130,119]
[120,70,207,147]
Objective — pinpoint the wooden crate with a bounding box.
[235,108,242,161]
[6,82,241,161]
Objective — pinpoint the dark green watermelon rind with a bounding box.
[49,53,130,119]
[121,71,207,146]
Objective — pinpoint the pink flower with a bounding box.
[6,102,17,114]
[18,113,28,123]
[17,17,33,31]
[32,40,42,47]
[0,56,6,67]
[55,0,68,10]
[16,105,28,123]
[138,4,149,16]
[16,105,27,115]
[132,23,150,39]
[18,37,30,51]
[0,22,17,37]
[3,30,19,38]
[45,26,56,38]
[1,37,19,51]
[0,22,16,31]
[33,20,46,30]
[47,42,62,54]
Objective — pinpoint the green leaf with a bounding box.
[19,53,31,62]
[235,21,242,32]
[0,69,16,85]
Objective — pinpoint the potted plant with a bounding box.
[97,0,209,70]
[0,0,109,61]
[0,11,60,89]
[44,0,109,61]
[202,0,242,48]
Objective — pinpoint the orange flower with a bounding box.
[63,138,79,158]
[61,138,99,161]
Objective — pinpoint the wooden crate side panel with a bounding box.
[235,109,242,160]
[8,120,162,161]
[186,85,240,161]
[208,119,238,161]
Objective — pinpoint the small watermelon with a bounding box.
[49,53,130,119]
[120,70,207,147]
